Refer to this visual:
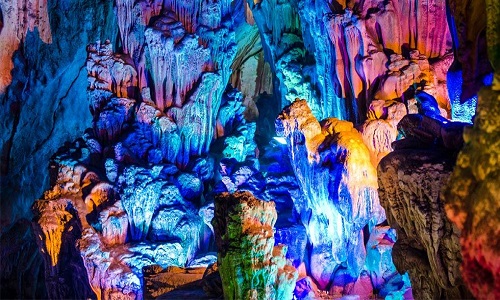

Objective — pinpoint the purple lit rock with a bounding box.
[145,12,210,111]
[92,97,135,144]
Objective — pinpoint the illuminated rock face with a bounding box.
[276,100,389,291]
[247,0,453,122]
[377,110,473,299]
[212,191,298,300]
[29,1,250,297]
[4,0,497,299]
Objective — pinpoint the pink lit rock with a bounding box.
[0,0,52,93]
[136,99,161,125]
[374,56,422,101]
[326,9,369,101]
[145,12,210,111]
[87,41,138,100]
[358,0,451,58]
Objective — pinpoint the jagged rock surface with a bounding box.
[443,85,500,299]
[275,100,393,293]
[378,147,471,299]
[212,191,298,300]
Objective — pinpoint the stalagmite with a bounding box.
[276,99,385,290]
[213,191,298,300]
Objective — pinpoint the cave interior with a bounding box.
[0,0,499,299]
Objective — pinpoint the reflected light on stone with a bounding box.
[273,136,287,145]
[447,69,477,123]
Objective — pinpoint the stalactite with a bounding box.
[145,13,211,111]
[32,200,74,267]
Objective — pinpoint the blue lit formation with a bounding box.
[447,69,478,123]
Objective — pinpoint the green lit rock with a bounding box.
[212,191,297,300]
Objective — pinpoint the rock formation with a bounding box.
[378,146,471,299]
[275,99,411,297]
[2,0,498,299]
[213,191,297,300]
[247,0,453,123]
[28,1,250,297]
[443,2,500,298]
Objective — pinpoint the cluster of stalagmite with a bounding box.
[4,0,498,299]
[29,0,248,297]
